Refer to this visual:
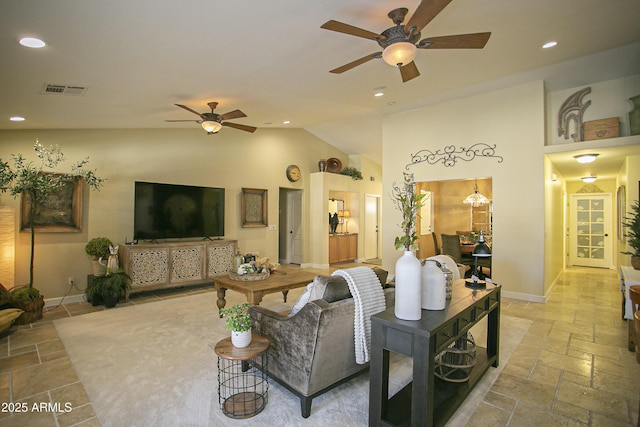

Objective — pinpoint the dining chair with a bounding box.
[440,234,474,271]
[431,232,441,256]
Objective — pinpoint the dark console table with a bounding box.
[369,279,500,427]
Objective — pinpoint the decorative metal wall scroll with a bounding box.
[557,87,591,142]
[405,143,503,169]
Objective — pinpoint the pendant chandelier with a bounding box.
[463,181,490,207]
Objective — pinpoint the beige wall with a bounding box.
[543,157,565,296]
[382,81,547,300]
[0,128,350,300]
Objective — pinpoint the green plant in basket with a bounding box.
[219,303,251,332]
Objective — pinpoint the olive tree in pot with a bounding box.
[219,303,252,347]
[0,141,104,324]
[85,237,112,277]
[622,200,640,270]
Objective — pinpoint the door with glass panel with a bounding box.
[569,194,612,268]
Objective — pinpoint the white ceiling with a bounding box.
[1,0,639,180]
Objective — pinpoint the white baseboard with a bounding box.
[45,293,86,307]
[501,290,546,303]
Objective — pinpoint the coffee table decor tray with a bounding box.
[228,270,270,281]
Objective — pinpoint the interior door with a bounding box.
[569,193,612,268]
[286,190,303,264]
[364,195,380,260]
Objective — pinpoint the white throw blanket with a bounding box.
[332,267,386,364]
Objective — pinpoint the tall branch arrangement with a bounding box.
[0,140,104,290]
[391,172,426,251]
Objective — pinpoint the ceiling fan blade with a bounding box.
[223,122,257,133]
[329,52,381,74]
[175,104,206,118]
[321,20,383,41]
[399,61,420,83]
[418,32,491,49]
[218,109,247,121]
[405,0,454,34]
[165,119,199,122]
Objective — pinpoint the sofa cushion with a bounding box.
[289,283,314,315]
[311,267,389,303]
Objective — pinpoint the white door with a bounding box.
[286,190,303,264]
[569,193,612,268]
[364,195,380,260]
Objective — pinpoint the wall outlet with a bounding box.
[68,277,74,286]
[268,225,277,231]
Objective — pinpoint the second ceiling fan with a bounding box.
[321,0,491,82]
[166,102,257,134]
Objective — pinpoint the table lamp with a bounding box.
[468,230,491,288]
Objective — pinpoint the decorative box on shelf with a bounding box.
[583,117,619,141]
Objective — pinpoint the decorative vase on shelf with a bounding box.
[318,159,327,172]
[231,330,252,348]
[629,95,640,136]
[394,250,422,320]
[421,260,446,310]
[632,256,640,271]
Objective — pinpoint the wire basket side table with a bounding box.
[214,334,270,419]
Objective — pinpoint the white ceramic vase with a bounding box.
[394,250,422,320]
[421,260,446,310]
[231,330,252,348]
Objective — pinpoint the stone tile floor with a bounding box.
[0,266,639,426]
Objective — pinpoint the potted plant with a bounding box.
[390,172,427,321]
[219,303,252,347]
[339,167,363,180]
[0,140,103,324]
[622,200,640,270]
[85,237,113,276]
[86,270,131,308]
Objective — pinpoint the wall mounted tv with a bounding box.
[133,181,225,240]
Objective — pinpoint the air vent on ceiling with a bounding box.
[41,84,87,96]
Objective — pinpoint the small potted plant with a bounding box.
[85,237,113,276]
[86,270,131,308]
[219,303,252,347]
[622,200,640,270]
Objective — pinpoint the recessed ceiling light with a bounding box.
[10,116,25,122]
[374,92,384,97]
[574,153,598,164]
[19,37,46,48]
[542,41,557,49]
[582,176,597,183]
[283,120,290,125]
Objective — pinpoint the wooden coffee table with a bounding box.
[213,267,316,314]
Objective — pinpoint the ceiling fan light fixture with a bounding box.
[201,120,222,133]
[382,42,417,67]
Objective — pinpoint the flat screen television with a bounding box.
[133,181,225,240]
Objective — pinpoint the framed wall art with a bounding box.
[20,176,83,233]
[241,188,267,228]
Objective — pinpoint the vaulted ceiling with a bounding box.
[2,0,639,178]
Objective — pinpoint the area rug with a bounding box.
[54,290,530,427]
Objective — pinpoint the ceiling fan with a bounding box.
[165,102,257,134]
[320,0,491,82]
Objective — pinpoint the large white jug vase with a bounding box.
[394,250,422,320]
[421,260,446,310]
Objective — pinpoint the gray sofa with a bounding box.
[249,268,393,418]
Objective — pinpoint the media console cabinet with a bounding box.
[119,240,237,299]
[369,280,500,427]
